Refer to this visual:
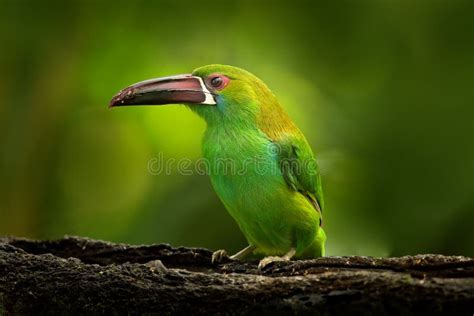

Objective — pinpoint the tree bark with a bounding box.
[1,236,473,315]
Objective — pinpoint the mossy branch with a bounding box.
[1,236,473,315]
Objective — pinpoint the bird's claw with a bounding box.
[211,249,229,264]
[258,256,287,270]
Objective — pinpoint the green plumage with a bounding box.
[191,65,326,258]
[111,63,326,260]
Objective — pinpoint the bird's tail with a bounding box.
[298,227,326,259]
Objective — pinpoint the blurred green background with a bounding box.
[1,0,473,257]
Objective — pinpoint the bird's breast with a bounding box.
[202,127,285,212]
[202,128,278,180]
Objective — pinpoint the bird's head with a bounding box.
[110,64,280,127]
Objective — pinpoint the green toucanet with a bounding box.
[110,65,326,268]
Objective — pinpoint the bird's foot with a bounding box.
[258,256,288,270]
[211,249,229,264]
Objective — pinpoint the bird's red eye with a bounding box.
[207,74,229,90]
[211,77,223,88]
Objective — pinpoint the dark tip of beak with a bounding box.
[109,88,132,108]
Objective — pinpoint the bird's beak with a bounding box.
[109,74,216,107]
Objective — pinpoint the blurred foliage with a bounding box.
[0,0,473,257]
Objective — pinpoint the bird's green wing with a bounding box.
[275,134,324,217]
